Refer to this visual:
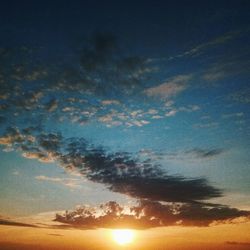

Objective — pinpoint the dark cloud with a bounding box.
[226,241,250,246]
[45,99,58,112]
[0,115,6,124]
[38,133,62,152]
[0,35,155,131]
[0,127,221,203]
[55,200,250,229]
[80,33,117,72]
[143,147,225,163]
[0,218,37,228]
[66,145,222,203]
[1,127,249,228]
[47,234,64,237]
[185,148,225,159]
[78,32,153,94]
[86,158,221,202]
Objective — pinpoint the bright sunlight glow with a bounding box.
[112,229,135,245]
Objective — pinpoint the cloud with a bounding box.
[151,115,163,119]
[168,30,243,60]
[202,58,250,83]
[12,171,20,175]
[165,109,178,117]
[101,100,120,106]
[0,115,6,124]
[47,233,64,237]
[54,200,250,229]
[193,122,219,129]
[143,147,226,167]
[35,175,81,189]
[46,99,58,112]
[1,127,249,229]
[222,112,244,119]
[0,37,203,133]
[144,75,191,100]
[179,105,200,113]
[23,152,54,163]
[203,70,226,82]
[229,88,250,104]
[80,33,117,72]
[0,127,26,146]
[158,148,225,163]
[185,148,225,159]
[0,35,157,131]
[0,127,222,203]
[96,105,157,128]
[80,149,222,203]
[0,218,37,228]
[78,32,153,92]
[226,241,250,246]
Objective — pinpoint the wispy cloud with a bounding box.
[35,175,82,189]
[144,74,192,100]
[193,122,219,129]
[202,58,250,83]
[139,147,225,163]
[222,112,244,119]
[185,148,225,159]
[47,233,64,237]
[226,241,250,246]
[0,218,37,228]
[168,30,243,60]
[229,88,250,104]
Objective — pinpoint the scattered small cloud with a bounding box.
[179,105,200,112]
[222,112,244,119]
[101,100,120,106]
[193,122,219,129]
[0,28,249,233]
[152,115,164,119]
[12,171,20,176]
[229,88,250,104]
[165,109,178,117]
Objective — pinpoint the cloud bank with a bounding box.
[0,127,249,229]
[54,200,250,229]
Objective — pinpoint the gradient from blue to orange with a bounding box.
[0,1,250,249]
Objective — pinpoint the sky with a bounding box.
[0,0,250,249]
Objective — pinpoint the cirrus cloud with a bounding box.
[144,74,192,100]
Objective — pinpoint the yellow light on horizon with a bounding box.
[112,229,135,245]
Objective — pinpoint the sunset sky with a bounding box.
[0,1,250,249]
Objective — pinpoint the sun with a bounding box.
[112,229,135,245]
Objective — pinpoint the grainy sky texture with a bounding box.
[0,1,250,249]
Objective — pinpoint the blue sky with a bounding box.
[0,0,250,228]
